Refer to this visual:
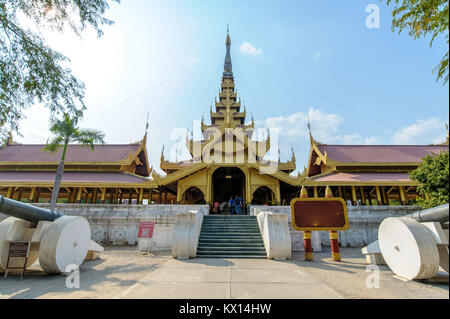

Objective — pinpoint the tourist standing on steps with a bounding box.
[228,196,235,215]
[235,195,241,215]
[237,195,244,215]
[213,201,220,215]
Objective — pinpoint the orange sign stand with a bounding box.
[290,196,348,262]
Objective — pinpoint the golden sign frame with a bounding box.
[290,197,349,231]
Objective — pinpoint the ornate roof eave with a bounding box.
[153,162,208,186]
[301,178,419,187]
[232,111,246,118]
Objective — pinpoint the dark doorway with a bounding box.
[252,186,274,205]
[183,187,205,204]
[212,167,245,211]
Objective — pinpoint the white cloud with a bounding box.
[261,108,380,171]
[313,52,321,61]
[240,42,263,56]
[392,117,447,144]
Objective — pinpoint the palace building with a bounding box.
[300,135,448,206]
[152,29,300,207]
[0,134,163,204]
[0,30,448,209]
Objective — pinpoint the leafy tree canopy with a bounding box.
[387,0,449,84]
[0,0,119,143]
[409,150,449,208]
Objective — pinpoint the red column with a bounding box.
[325,186,341,262]
[329,231,341,261]
[300,186,313,261]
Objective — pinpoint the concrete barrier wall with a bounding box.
[0,203,420,251]
[249,205,420,249]
[171,212,204,259]
[1,204,209,251]
[256,212,291,260]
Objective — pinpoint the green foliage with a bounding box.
[43,111,106,160]
[0,0,119,143]
[387,0,449,84]
[409,150,449,208]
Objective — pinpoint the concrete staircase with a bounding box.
[197,215,267,258]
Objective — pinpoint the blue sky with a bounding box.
[17,0,449,173]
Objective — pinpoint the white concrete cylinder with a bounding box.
[379,217,439,280]
[39,216,91,274]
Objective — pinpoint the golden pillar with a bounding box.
[100,188,106,204]
[360,186,366,205]
[399,186,407,205]
[28,187,36,203]
[375,186,382,205]
[128,189,133,205]
[75,187,82,203]
[351,186,357,206]
[138,188,144,205]
[206,168,212,205]
[92,188,98,204]
[6,187,13,199]
[275,181,281,206]
[338,186,343,199]
[148,188,153,205]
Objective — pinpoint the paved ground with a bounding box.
[0,247,448,299]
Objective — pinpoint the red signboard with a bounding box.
[290,198,349,231]
[138,221,154,238]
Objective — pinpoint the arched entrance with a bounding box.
[212,167,245,211]
[182,187,205,204]
[252,186,274,205]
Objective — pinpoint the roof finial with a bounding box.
[160,145,165,162]
[143,112,149,144]
[307,112,314,145]
[223,25,233,78]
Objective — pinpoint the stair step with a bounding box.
[198,242,264,248]
[197,215,265,259]
[196,255,267,259]
[197,246,266,252]
[197,250,267,255]
[199,238,264,243]
[202,224,260,226]
[200,233,261,236]
[200,232,262,235]
[200,237,261,240]
[201,227,260,232]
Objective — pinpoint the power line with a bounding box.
[233,57,269,132]
[238,54,434,144]
[188,55,223,130]
[80,50,223,124]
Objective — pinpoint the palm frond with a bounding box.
[74,128,106,150]
[42,136,65,153]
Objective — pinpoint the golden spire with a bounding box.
[226,24,231,46]
[160,145,165,162]
[300,186,308,198]
[325,186,333,198]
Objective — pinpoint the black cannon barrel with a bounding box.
[406,203,449,223]
[0,195,63,224]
